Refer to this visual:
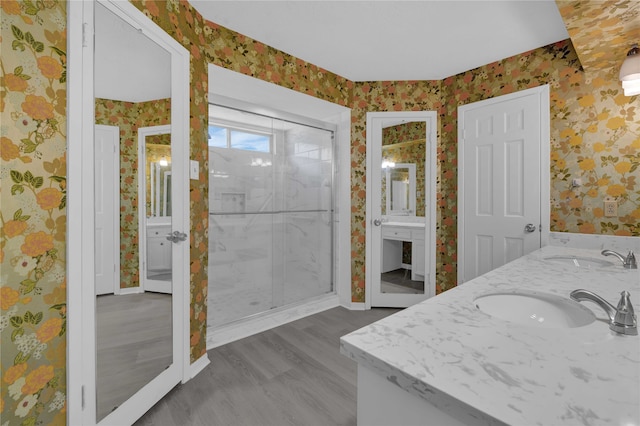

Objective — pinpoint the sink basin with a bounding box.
[543,255,614,268]
[474,290,596,328]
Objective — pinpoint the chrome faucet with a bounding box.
[601,249,637,269]
[570,289,637,335]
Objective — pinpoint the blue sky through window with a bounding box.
[208,125,270,153]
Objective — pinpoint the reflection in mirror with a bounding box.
[94,3,172,422]
[380,122,426,295]
[145,133,172,218]
[385,163,416,216]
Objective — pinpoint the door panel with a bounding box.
[95,125,119,296]
[367,112,437,308]
[460,88,544,283]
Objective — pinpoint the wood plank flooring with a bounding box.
[135,306,401,426]
[97,292,172,421]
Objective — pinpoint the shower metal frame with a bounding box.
[208,96,337,311]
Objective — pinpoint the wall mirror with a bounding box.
[91,2,185,424]
[384,163,416,216]
[367,112,437,308]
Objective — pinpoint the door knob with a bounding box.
[524,223,536,233]
[373,219,382,226]
[166,231,188,243]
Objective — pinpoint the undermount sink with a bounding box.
[543,255,614,268]
[474,290,596,328]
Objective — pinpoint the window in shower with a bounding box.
[208,124,271,153]
[208,104,335,328]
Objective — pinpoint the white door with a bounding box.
[367,112,437,308]
[458,86,549,283]
[94,125,119,295]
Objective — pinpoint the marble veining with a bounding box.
[341,245,640,426]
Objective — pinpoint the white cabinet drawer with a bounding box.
[382,227,411,240]
[411,229,425,240]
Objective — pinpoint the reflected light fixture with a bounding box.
[159,157,169,167]
[620,44,640,96]
[382,161,395,169]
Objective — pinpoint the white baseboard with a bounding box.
[347,302,366,311]
[207,293,340,349]
[115,287,144,295]
[189,354,210,380]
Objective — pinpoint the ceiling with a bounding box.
[95,2,171,102]
[190,0,570,81]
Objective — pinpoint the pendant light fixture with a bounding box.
[620,44,640,96]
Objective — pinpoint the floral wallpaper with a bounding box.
[3,1,638,422]
[1,1,68,424]
[445,40,639,243]
[130,0,210,363]
[95,97,171,289]
[556,0,640,77]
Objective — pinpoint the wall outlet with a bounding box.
[604,200,617,217]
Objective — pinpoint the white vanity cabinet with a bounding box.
[381,222,425,281]
[146,223,172,273]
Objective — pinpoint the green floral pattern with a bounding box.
[1,1,68,424]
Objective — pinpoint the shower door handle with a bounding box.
[166,231,188,243]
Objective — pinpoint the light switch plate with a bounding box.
[190,160,199,180]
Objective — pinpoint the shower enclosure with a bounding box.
[208,104,335,328]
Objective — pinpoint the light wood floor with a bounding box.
[97,292,172,421]
[135,306,401,426]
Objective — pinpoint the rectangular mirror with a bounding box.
[385,163,416,216]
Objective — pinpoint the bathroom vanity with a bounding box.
[382,222,425,281]
[341,244,640,425]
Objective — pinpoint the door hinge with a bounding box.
[81,385,85,409]
[82,23,88,47]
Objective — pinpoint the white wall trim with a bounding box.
[115,287,145,296]
[457,85,551,285]
[189,354,211,379]
[347,302,367,311]
[66,1,91,423]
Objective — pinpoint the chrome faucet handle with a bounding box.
[602,249,638,269]
[612,291,637,335]
[570,289,637,336]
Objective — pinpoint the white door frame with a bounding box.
[67,1,193,424]
[365,111,438,308]
[94,124,120,295]
[457,85,550,284]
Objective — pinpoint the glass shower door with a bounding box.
[280,123,333,306]
[208,105,334,329]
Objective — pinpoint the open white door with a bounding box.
[366,112,437,308]
[68,1,193,425]
[94,125,119,295]
[458,86,550,283]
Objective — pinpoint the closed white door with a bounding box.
[459,86,549,283]
[94,125,119,295]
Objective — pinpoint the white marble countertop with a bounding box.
[341,245,640,426]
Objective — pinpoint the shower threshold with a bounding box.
[206,292,339,349]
